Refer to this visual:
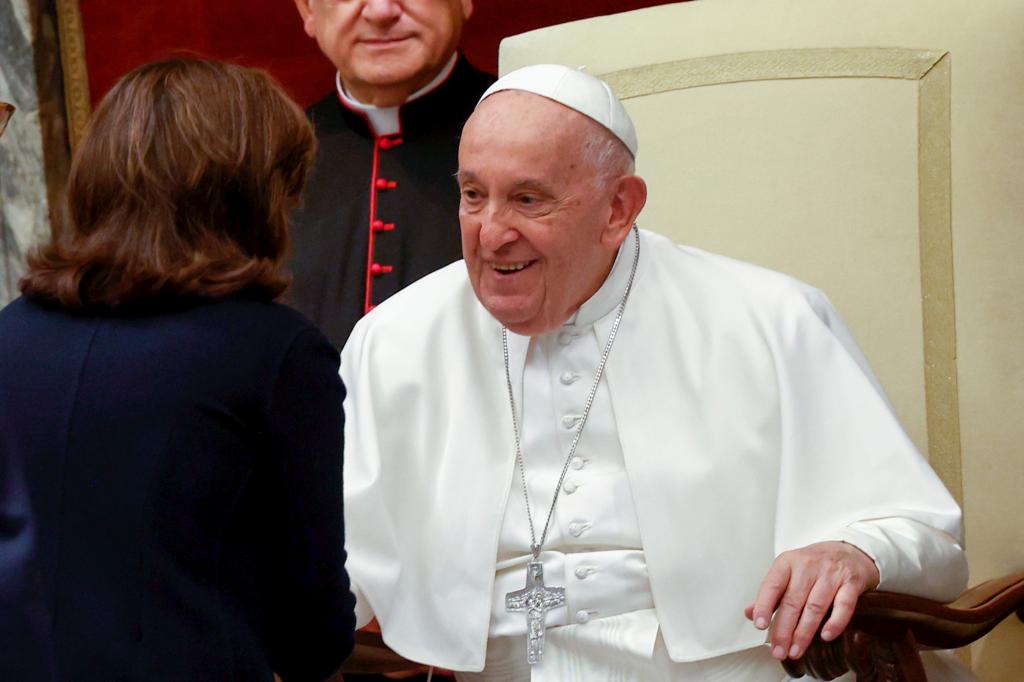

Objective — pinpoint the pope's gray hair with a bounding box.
[580,126,635,190]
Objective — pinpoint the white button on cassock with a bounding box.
[575,610,591,624]
[568,522,588,537]
[561,415,577,429]
[560,371,578,385]
[574,566,591,579]
[563,481,578,494]
[570,456,585,470]
[557,331,573,346]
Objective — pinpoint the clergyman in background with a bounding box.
[290,0,493,350]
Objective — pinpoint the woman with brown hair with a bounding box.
[0,58,356,681]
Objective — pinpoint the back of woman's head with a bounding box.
[21,57,315,310]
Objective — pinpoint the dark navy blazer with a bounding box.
[0,295,356,681]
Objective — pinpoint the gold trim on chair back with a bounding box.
[595,48,961,504]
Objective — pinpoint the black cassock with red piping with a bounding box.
[288,57,494,350]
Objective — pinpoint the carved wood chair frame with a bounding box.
[786,572,1024,680]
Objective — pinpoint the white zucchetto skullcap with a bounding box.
[479,64,638,158]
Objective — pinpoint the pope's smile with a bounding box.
[493,261,534,274]
[491,261,538,279]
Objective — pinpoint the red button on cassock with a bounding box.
[375,178,398,190]
[370,263,394,276]
[371,220,396,232]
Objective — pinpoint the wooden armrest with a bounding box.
[783,571,1024,681]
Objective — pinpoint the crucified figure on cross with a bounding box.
[505,560,567,664]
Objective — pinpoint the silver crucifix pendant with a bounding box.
[505,559,566,664]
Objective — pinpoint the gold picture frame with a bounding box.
[55,0,91,150]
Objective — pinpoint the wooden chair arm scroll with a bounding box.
[782,571,1024,681]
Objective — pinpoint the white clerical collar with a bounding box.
[335,53,458,137]
[566,228,638,329]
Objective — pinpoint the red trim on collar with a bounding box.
[336,89,401,139]
[335,87,378,135]
[336,53,461,140]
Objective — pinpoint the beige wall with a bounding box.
[500,1,1024,677]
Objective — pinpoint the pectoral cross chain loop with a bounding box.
[501,226,640,665]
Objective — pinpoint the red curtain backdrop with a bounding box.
[78,0,682,108]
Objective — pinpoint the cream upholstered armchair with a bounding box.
[498,0,1024,679]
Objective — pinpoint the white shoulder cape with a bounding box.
[340,229,966,671]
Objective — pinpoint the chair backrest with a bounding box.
[498,1,1024,676]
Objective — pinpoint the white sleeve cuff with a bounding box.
[831,518,968,602]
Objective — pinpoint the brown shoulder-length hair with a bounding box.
[21,57,316,310]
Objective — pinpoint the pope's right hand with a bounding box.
[744,540,879,661]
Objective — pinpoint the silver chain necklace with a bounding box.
[501,225,640,665]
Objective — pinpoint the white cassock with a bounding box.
[340,228,970,679]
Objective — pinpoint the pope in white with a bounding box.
[340,64,969,680]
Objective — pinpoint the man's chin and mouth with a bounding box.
[479,290,538,330]
[473,261,542,324]
[357,36,415,52]
[487,307,537,333]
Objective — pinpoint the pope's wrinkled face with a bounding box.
[457,92,633,336]
[298,0,472,104]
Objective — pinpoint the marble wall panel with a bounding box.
[0,0,70,306]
